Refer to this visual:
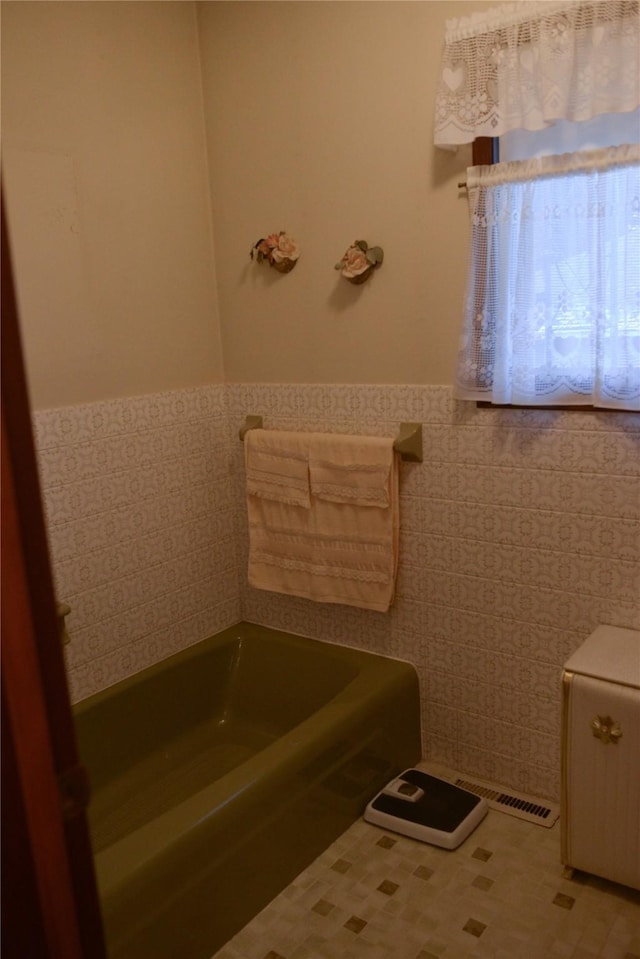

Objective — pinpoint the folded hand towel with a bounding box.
[244,430,310,508]
[309,433,393,508]
[246,431,400,612]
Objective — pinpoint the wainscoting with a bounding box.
[34,383,639,800]
[34,385,240,702]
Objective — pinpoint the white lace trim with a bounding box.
[434,0,640,148]
[311,483,390,508]
[248,522,391,552]
[444,0,584,42]
[251,550,391,584]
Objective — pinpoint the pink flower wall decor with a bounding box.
[250,231,300,273]
[335,240,384,284]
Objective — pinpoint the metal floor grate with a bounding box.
[453,776,559,827]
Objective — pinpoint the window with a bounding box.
[499,109,640,162]
[434,0,640,412]
[455,135,640,410]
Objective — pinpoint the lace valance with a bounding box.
[434,0,640,149]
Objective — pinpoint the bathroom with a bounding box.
[2,1,639,957]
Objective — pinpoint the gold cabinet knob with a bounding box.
[591,715,622,744]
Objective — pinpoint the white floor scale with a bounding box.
[364,768,488,850]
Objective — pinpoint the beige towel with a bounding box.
[244,429,311,508]
[309,433,393,508]
[246,432,399,612]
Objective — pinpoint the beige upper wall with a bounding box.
[198,0,492,385]
[3,0,498,408]
[2,1,224,411]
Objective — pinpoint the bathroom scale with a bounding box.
[364,768,488,849]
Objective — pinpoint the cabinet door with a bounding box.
[562,671,640,890]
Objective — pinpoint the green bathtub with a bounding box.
[74,622,421,959]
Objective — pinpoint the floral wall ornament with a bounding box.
[335,240,384,285]
[250,231,299,273]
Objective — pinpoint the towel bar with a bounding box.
[238,415,263,440]
[239,416,422,463]
[393,422,422,463]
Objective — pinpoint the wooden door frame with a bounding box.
[1,194,106,958]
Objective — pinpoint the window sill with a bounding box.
[476,402,638,413]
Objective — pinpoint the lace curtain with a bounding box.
[434,0,640,149]
[454,143,640,410]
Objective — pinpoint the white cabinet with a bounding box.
[561,625,640,890]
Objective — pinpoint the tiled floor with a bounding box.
[212,764,640,959]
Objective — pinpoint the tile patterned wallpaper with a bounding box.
[226,384,640,803]
[33,383,640,802]
[33,386,240,703]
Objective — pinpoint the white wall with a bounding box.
[197,0,489,385]
[2,1,224,410]
[3,0,500,399]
